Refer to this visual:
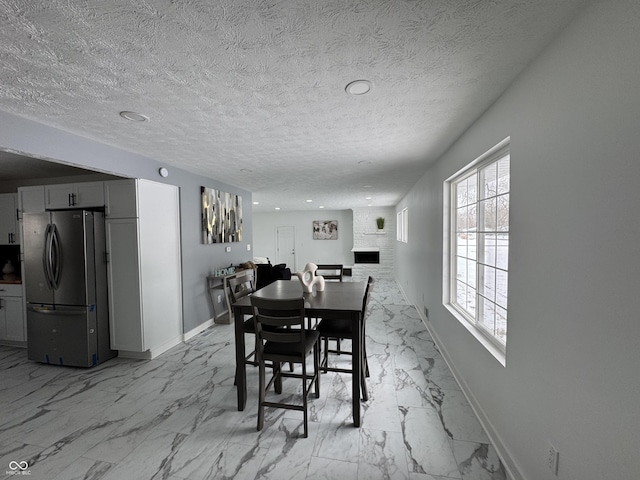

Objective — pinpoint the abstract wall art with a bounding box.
[201,186,243,243]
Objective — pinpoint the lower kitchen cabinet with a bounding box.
[0,284,25,344]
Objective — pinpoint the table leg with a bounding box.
[233,305,247,411]
[352,310,361,427]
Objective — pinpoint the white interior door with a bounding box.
[276,226,296,270]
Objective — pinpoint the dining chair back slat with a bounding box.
[315,264,343,282]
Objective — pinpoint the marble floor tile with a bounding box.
[0,277,505,480]
[307,456,358,480]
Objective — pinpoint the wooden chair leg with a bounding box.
[303,359,309,438]
[274,362,282,394]
[313,341,320,398]
[257,355,265,431]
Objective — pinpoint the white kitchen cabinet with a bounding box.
[0,193,19,245]
[45,182,105,209]
[18,186,45,214]
[104,179,139,218]
[105,179,182,356]
[0,284,25,343]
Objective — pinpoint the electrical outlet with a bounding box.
[246,244,251,251]
[546,443,559,475]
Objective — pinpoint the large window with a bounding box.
[397,207,408,243]
[446,139,510,354]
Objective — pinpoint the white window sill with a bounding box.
[444,304,506,367]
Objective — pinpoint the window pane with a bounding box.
[457,205,469,232]
[466,284,476,316]
[467,258,476,289]
[456,257,467,282]
[456,280,466,307]
[481,198,496,231]
[496,235,509,270]
[456,178,469,207]
[497,194,509,232]
[481,265,496,301]
[480,233,497,267]
[497,155,510,195]
[481,162,497,199]
[496,306,507,344]
[496,269,508,309]
[467,173,477,204]
[468,233,477,260]
[479,296,496,334]
[457,233,468,257]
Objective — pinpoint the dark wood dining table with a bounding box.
[232,279,368,427]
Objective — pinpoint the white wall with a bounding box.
[253,209,354,271]
[395,1,640,479]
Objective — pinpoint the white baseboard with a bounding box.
[117,335,183,360]
[183,318,215,342]
[117,319,216,360]
[415,307,525,480]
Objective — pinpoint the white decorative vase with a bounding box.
[2,260,16,281]
[294,262,325,292]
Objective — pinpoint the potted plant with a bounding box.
[376,217,385,231]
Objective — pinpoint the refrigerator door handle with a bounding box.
[51,224,62,289]
[42,224,54,290]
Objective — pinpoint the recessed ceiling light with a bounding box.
[119,111,149,122]
[363,185,373,188]
[275,207,281,210]
[365,196,372,200]
[240,168,253,173]
[252,201,259,205]
[306,199,313,203]
[346,80,372,95]
[319,206,325,209]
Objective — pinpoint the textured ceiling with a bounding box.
[0,0,589,211]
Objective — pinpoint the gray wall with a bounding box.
[253,209,353,271]
[395,1,640,479]
[0,111,253,334]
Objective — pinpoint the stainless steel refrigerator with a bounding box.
[23,210,116,367]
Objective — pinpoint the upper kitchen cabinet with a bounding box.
[0,193,19,245]
[104,179,139,218]
[17,186,45,214]
[45,182,105,209]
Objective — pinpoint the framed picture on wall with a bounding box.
[313,220,338,240]
[201,186,243,243]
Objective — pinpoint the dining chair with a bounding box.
[314,264,344,282]
[228,273,258,366]
[317,276,374,401]
[251,296,321,438]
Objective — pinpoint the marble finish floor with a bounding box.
[0,278,506,480]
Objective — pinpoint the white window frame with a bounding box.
[443,137,510,365]
[397,207,408,243]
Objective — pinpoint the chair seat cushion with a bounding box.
[317,318,353,337]
[264,330,320,357]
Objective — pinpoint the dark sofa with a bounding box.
[255,262,292,290]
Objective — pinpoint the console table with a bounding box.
[207,268,256,324]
